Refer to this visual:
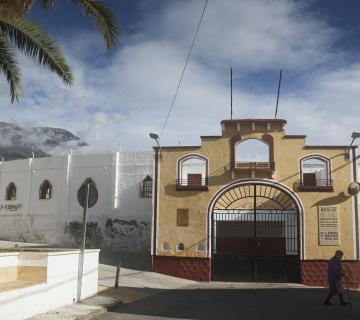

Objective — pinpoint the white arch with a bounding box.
[206,178,305,259]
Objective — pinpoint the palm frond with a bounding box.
[0,37,21,103]
[41,0,119,52]
[0,16,73,85]
[74,0,120,53]
[41,0,57,10]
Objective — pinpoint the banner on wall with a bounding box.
[318,206,340,245]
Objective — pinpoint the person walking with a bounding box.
[324,250,349,306]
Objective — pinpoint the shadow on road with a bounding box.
[105,286,360,320]
[99,250,151,271]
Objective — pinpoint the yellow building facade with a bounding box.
[152,119,360,286]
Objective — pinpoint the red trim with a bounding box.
[301,260,360,289]
[221,119,287,125]
[304,146,357,149]
[200,136,222,139]
[284,135,307,139]
[230,135,242,168]
[298,186,333,192]
[262,134,275,171]
[176,185,209,191]
[162,146,201,149]
[153,256,211,281]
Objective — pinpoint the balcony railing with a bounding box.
[176,178,209,191]
[299,178,333,191]
[233,161,275,172]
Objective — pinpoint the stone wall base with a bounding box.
[153,255,211,281]
[301,260,360,289]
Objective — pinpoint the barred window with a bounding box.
[140,175,152,198]
[177,209,189,227]
[177,243,185,251]
[5,182,16,201]
[39,180,52,199]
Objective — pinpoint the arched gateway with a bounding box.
[208,179,304,282]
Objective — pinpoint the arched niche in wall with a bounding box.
[5,182,16,201]
[39,180,52,200]
[140,175,152,198]
[230,134,274,171]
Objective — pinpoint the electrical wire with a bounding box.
[160,0,209,137]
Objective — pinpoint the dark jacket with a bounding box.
[327,256,342,281]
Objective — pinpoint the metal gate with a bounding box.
[211,182,300,282]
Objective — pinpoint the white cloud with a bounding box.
[0,0,357,155]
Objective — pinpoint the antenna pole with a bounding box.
[274,69,282,119]
[230,67,233,120]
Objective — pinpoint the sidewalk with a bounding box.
[28,264,195,320]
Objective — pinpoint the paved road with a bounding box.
[95,282,360,320]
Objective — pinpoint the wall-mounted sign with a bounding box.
[0,204,23,212]
[318,206,340,245]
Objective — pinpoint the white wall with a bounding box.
[0,250,99,320]
[0,151,153,251]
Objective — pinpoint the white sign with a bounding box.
[318,206,340,245]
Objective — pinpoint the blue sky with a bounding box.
[1,0,360,153]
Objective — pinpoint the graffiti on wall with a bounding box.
[0,204,22,212]
[64,221,103,247]
[63,218,151,251]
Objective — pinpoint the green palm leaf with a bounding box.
[0,16,73,86]
[42,0,120,53]
[0,36,21,103]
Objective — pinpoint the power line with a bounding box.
[160,0,209,137]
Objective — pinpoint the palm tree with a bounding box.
[0,0,119,103]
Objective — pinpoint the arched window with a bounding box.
[176,243,185,251]
[231,135,274,172]
[140,175,152,198]
[300,155,332,190]
[196,243,206,252]
[177,155,208,190]
[235,138,269,163]
[5,182,16,201]
[39,180,52,199]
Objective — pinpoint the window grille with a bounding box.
[5,182,16,201]
[177,243,185,251]
[140,175,152,198]
[39,180,52,199]
[300,156,332,190]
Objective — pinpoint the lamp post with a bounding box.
[350,132,360,147]
[149,132,161,263]
[349,132,360,260]
[347,132,360,159]
[149,132,162,159]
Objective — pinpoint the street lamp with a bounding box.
[149,132,162,159]
[350,132,360,146]
[149,133,160,146]
[346,132,360,159]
